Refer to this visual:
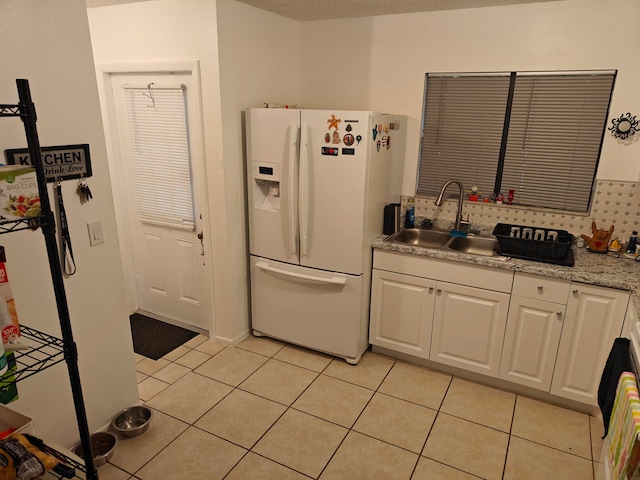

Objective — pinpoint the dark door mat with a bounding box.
[129,313,199,360]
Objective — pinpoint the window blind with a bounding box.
[501,73,615,211]
[417,71,615,212]
[122,84,195,231]
[417,74,510,197]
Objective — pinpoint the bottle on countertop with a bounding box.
[405,205,415,228]
[626,230,638,254]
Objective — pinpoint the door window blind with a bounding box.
[123,83,195,230]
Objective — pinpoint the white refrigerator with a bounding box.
[245,108,405,364]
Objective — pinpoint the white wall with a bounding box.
[215,0,300,334]
[299,0,640,194]
[89,0,300,342]
[0,0,138,446]
[87,0,244,341]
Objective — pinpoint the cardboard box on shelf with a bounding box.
[0,403,33,439]
[0,246,21,344]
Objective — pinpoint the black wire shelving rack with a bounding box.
[0,79,97,479]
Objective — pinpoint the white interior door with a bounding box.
[109,72,212,333]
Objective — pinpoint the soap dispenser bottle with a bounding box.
[405,199,415,228]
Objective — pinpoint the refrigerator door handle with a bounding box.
[281,124,298,255]
[299,123,311,257]
[256,261,347,286]
[284,123,298,255]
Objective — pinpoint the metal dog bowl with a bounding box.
[112,405,153,438]
[72,431,117,467]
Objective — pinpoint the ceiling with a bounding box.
[86,0,561,21]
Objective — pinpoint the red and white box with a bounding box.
[0,247,20,344]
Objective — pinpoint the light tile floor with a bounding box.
[98,334,605,480]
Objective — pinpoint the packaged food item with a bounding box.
[0,354,19,404]
[0,166,39,221]
[0,433,58,480]
[0,343,6,377]
[0,247,20,345]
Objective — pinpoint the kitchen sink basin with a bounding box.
[387,228,451,248]
[387,228,500,257]
[447,235,499,257]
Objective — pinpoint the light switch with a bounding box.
[87,221,104,246]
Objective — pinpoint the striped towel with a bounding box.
[608,372,640,480]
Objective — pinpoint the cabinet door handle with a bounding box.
[537,285,544,292]
[557,311,563,319]
[437,288,442,294]
[572,289,579,294]
[428,287,434,293]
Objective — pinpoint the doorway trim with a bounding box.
[95,60,215,335]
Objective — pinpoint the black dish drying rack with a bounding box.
[493,223,575,266]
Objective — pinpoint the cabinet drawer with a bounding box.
[512,272,570,304]
[373,250,513,293]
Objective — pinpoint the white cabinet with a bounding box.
[621,300,638,339]
[550,284,629,405]
[430,282,510,377]
[369,269,435,358]
[370,249,631,407]
[370,251,512,375]
[499,272,570,391]
[499,296,565,391]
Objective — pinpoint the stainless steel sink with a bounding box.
[387,228,451,248]
[447,235,499,257]
[387,228,500,257]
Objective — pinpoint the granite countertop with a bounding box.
[372,234,640,309]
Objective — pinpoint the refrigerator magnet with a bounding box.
[383,124,390,133]
[325,133,330,143]
[372,126,378,140]
[332,131,341,144]
[343,134,354,146]
[376,140,381,151]
[346,124,353,132]
[327,115,341,130]
[356,135,362,145]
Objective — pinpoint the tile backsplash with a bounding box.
[404,180,640,243]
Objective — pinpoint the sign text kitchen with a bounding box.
[4,144,92,182]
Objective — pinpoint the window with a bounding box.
[417,71,616,212]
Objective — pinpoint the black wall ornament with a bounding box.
[608,113,638,141]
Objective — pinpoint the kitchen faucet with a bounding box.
[434,179,464,233]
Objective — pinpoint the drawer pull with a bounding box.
[537,285,544,292]
[429,287,434,293]
[572,289,579,294]
[437,288,442,294]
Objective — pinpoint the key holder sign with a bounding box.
[4,144,92,182]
